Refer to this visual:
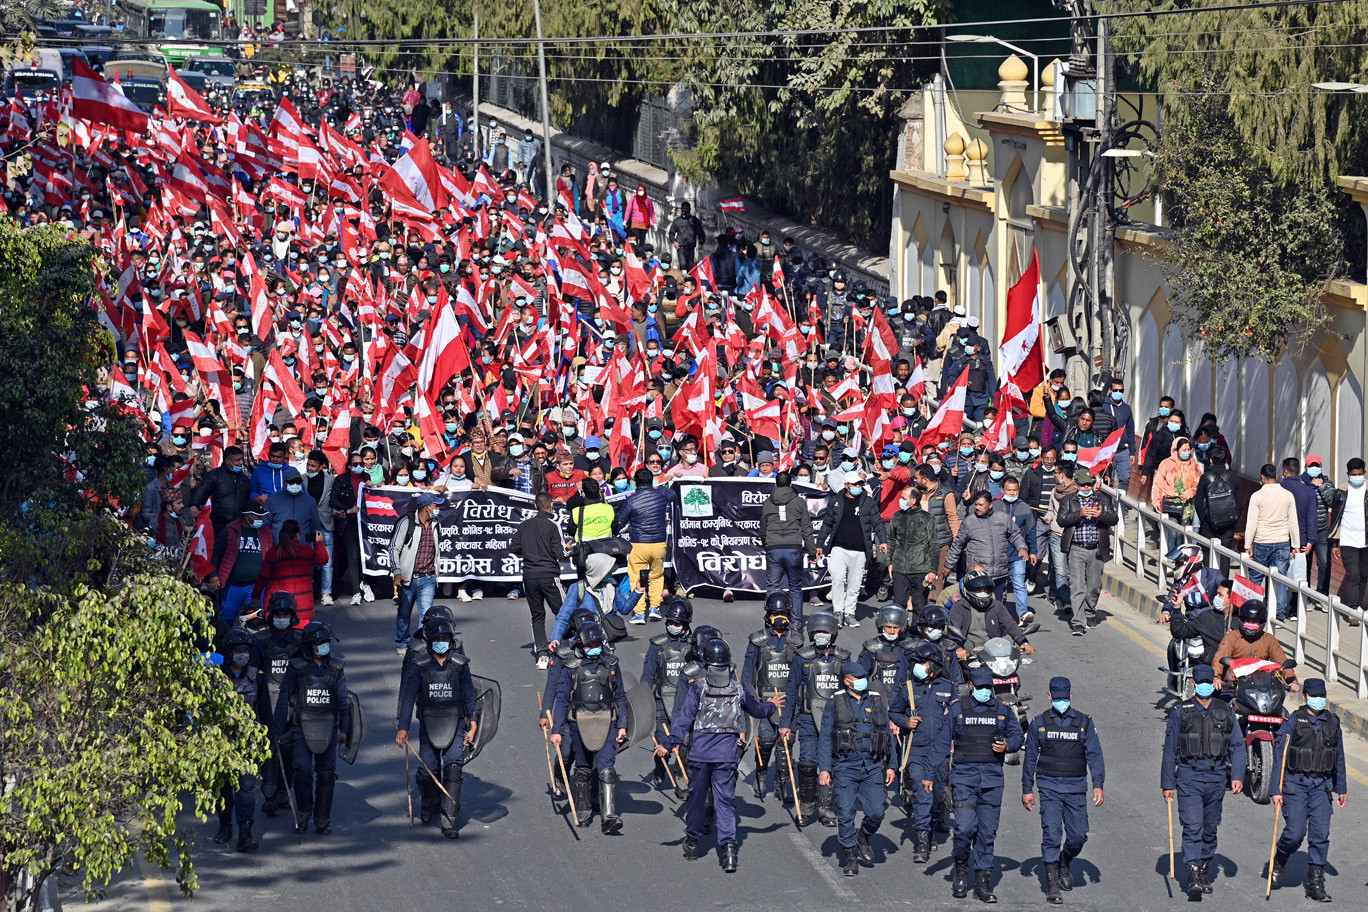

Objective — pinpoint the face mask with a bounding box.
[912,663,930,681]
[1350,475,1366,488]
[841,460,856,471]
[648,429,662,440]
[273,616,292,630]
[822,431,836,441]
[396,475,410,485]
[445,422,459,434]
[1158,406,1171,417]
[1308,466,1322,478]
[146,454,158,467]
[431,640,451,655]
[898,452,913,465]
[880,628,900,644]
[1060,453,1077,464]
[511,445,526,457]
[1167,422,1182,433]
[850,677,868,693]
[1194,682,1215,698]
[925,627,944,642]
[315,643,331,657]
[902,407,916,417]
[684,453,698,465]
[975,463,989,473]
[1110,391,1124,403]
[1307,696,1327,712]
[1242,622,1262,635]
[666,622,685,637]
[959,446,975,457]
[286,483,303,494]
[837,425,849,436]
[989,470,1004,481]
[306,470,320,479]
[172,435,188,446]
[413,470,428,481]
[585,647,603,657]
[657,446,672,459]
[1211,596,1228,611]
[812,633,832,648]
[847,483,862,494]
[563,427,577,440]
[1057,398,1071,409]
[614,479,630,491]
[1003,494,1019,503]
[647,349,659,359]
[882,458,896,469]
[1029,447,1042,458]
[351,465,364,474]
[972,687,993,704]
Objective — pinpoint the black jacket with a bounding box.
[817,490,886,554]
[511,511,566,579]
[1056,491,1119,560]
[946,596,1031,650]
[190,465,254,527]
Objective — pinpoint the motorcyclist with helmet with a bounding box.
[643,595,694,788]
[945,568,1035,664]
[272,621,352,835]
[742,592,804,802]
[1210,599,1299,692]
[1161,571,1231,692]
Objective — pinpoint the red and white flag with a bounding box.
[916,368,968,452]
[70,56,148,134]
[187,507,216,579]
[1230,574,1266,609]
[166,65,224,124]
[1078,427,1126,475]
[417,303,470,395]
[998,249,1045,414]
[380,137,446,210]
[719,197,745,212]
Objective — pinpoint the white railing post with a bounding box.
[1326,601,1339,684]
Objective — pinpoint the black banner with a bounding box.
[669,478,834,594]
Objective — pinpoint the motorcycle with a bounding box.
[1161,634,1207,701]
[973,637,1032,765]
[1221,657,1295,805]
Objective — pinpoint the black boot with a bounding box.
[313,770,336,834]
[855,819,878,865]
[572,767,593,827]
[774,748,795,806]
[796,761,819,823]
[841,846,860,877]
[653,756,668,789]
[599,769,622,834]
[1044,861,1062,904]
[1305,865,1332,902]
[236,822,259,853]
[973,870,997,903]
[292,768,313,833]
[953,859,971,898]
[1057,849,1075,890]
[210,809,233,844]
[1185,862,1203,900]
[720,843,738,873]
[682,836,699,860]
[1269,849,1289,887]
[912,829,932,864]
[1198,859,1214,894]
[440,762,464,838]
[754,738,776,799]
[416,774,437,825]
[816,782,838,827]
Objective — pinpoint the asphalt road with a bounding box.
[69,583,1368,911]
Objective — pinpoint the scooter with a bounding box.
[974,637,1032,765]
[1220,657,1295,805]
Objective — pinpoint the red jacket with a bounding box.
[253,539,329,622]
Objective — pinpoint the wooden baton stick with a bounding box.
[899,681,917,772]
[1167,792,1175,879]
[548,710,579,823]
[652,734,678,789]
[402,738,454,802]
[405,742,413,826]
[777,690,803,825]
[538,694,562,797]
[661,722,689,785]
[1266,742,1291,898]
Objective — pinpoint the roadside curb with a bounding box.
[1102,564,1368,743]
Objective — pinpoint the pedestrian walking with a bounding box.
[510,492,567,668]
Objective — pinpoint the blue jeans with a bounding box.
[1049,531,1071,607]
[219,583,256,621]
[1008,559,1028,618]
[396,573,437,647]
[1112,450,1132,494]
[318,529,334,595]
[766,548,805,621]
[1251,541,1292,619]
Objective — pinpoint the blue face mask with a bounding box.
[1194,682,1215,698]
[989,470,1004,481]
[1110,391,1124,402]
[1052,699,1070,714]
[231,463,245,473]
[1167,422,1181,433]
[146,454,158,467]
[898,452,913,464]
[882,458,895,469]
[272,616,292,630]
[912,664,930,681]
[614,479,630,491]
[1308,466,1322,478]
[842,460,856,471]
[431,641,451,655]
[850,677,868,693]
[1158,406,1171,417]
[1197,442,1211,451]
[586,646,603,657]
[1178,451,1191,461]
[1029,447,1041,458]
[316,643,331,657]
[972,687,993,704]
[1307,696,1327,712]
[959,446,975,457]
[250,519,264,529]
[648,429,662,440]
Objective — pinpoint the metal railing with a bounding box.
[1100,483,1368,699]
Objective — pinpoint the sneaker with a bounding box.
[1071,625,1086,637]
[1020,611,1034,625]
[629,613,647,625]
[361,584,375,603]
[457,589,472,603]
[722,589,735,603]
[349,592,362,606]
[536,655,550,670]
[320,593,334,606]
[648,608,663,621]
[471,589,485,600]
[508,588,521,600]
[845,614,860,628]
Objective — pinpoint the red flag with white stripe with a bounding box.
[916,368,968,452]
[1078,427,1126,475]
[1230,574,1266,608]
[166,65,224,124]
[70,56,148,134]
[998,249,1045,414]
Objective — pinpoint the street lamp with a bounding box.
[945,34,1040,114]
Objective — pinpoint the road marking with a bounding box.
[136,855,173,912]
[787,830,859,901]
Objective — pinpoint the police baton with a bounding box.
[403,737,413,826]
[1166,793,1174,879]
[537,694,563,797]
[274,737,301,824]
[1266,742,1290,898]
[651,734,678,790]
[776,690,803,825]
[661,722,690,786]
[400,736,455,803]
[898,681,917,773]
[546,710,580,825]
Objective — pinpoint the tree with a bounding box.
[1150,74,1341,364]
[0,223,267,912]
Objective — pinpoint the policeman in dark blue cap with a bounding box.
[818,658,897,876]
[1160,662,1245,899]
[1022,676,1105,903]
[923,663,1025,902]
[1269,677,1347,902]
[888,639,956,864]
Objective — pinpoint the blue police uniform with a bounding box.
[272,654,352,834]
[1270,679,1347,900]
[551,648,630,831]
[743,625,802,800]
[818,663,895,873]
[888,665,956,846]
[923,666,1024,900]
[551,652,629,771]
[1159,664,1246,896]
[644,630,693,784]
[781,639,849,824]
[661,671,776,860]
[396,649,479,835]
[1022,678,1105,898]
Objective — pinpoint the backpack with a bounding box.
[1205,471,1240,530]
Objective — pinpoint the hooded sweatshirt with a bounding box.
[1152,436,1202,513]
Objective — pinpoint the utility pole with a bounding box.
[532,0,554,199]
[1096,19,1117,378]
[472,8,481,160]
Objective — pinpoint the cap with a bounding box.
[757,450,776,465]
[1049,676,1072,699]
[1074,468,1094,485]
[1191,664,1215,684]
[1014,436,1030,449]
[416,492,444,508]
[842,446,860,459]
[282,467,303,482]
[966,316,981,328]
[1303,677,1327,697]
[881,444,900,457]
[970,666,995,688]
[841,659,867,678]
[584,435,601,448]
[242,505,268,517]
[1306,454,1323,467]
